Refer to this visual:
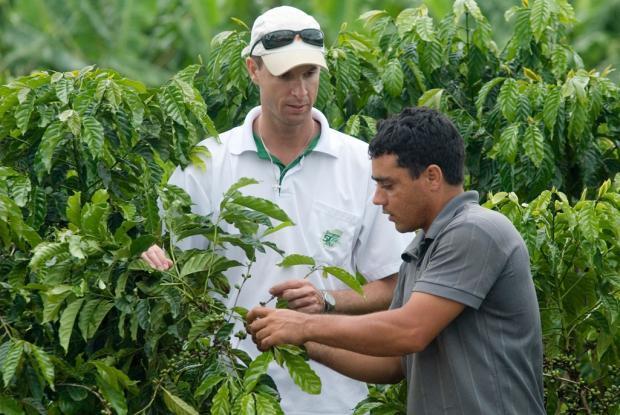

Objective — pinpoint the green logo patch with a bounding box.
[321,229,343,247]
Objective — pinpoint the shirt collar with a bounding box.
[401,191,479,262]
[228,106,339,158]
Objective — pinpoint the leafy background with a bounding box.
[1,0,619,414]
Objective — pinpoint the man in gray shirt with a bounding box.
[247,106,545,414]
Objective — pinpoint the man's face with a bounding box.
[372,154,431,233]
[249,61,320,127]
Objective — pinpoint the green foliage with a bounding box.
[484,178,620,414]
[200,0,619,201]
[1,1,619,414]
[354,382,407,415]
[0,65,331,414]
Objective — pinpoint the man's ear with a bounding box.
[425,164,444,191]
[246,57,259,84]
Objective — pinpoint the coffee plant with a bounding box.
[1,0,619,414]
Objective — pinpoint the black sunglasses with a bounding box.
[249,29,324,56]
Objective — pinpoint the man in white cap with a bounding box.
[142,6,408,414]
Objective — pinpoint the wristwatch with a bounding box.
[321,290,336,313]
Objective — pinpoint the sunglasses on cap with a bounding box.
[249,28,324,56]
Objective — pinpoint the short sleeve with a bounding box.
[413,221,508,309]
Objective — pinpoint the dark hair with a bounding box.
[368,107,465,185]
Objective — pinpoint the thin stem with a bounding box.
[227,261,254,323]
[134,381,161,415]
[58,383,109,410]
[260,267,317,306]
[0,314,14,340]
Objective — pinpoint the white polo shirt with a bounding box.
[169,106,408,415]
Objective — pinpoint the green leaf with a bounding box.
[59,298,84,354]
[523,124,545,167]
[82,115,105,157]
[476,77,504,119]
[279,350,321,394]
[35,120,65,173]
[499,123,521,164]
[29,344,55,389]
[530,0,550,41]
[29,242,66,270]
[254,393,283,415]
[159,85,186,125]
[59,109,81,136]
[417,88,443,110]
[415,15,435,42]
[68,235,86,259]
[261,221,294,237]
[180,251,215,277]
[66,192,82,228]
[277,254,316,268]
[578,205,599,243]
[243,351,273,392]
[568,99,588,141]
[2,341,24,387]
[105,80,123,111]
[0,395,24,415]
[222,178,259,200]
[382,60,404,98]
[498,79,518,122]
[236,393,256,415]
[55,78,74,105]
[323,266,364,295]
[543,86,562,132]
[210,383,231,415]
[78,299,114,341]
[93,362,129,415]
[231,195,291,223]
[162,387,199,415]
[194,375,226,398]
[7,174,31,208]
[14,89,35,134]
[41,285,73,323]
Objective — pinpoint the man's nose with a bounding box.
[372,187,385,206]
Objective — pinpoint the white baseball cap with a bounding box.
[241,6,328,76]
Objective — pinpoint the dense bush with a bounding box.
[1,0,619,414]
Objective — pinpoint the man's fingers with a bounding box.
[140,245,172,270]
[247,306,272,324]
[286,295,317,310]
[269,279,306,296]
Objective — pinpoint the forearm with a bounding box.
[332,274,397,314]
[305,342,404,384]
[304,309,418,356]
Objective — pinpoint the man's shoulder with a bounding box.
[195,125,243,151]
[447,204,524,250]
[321,128,370,164]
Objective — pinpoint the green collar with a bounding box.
[253,132,320,183]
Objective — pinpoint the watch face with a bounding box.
[323,291,336,312]
[324,292,335,306]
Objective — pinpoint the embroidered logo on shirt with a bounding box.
[321,229,343,247]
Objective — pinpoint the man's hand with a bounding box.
[247,307,309,351]
[140,245,173,271]
[269,280,325,313]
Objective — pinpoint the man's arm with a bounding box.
[269,273,397,314]
[247,291,465,356]
[305,342,404,384]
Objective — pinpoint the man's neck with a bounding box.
[422,186,465,234]
[254,115,319,165]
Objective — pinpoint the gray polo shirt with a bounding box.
[390,191,544,414]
